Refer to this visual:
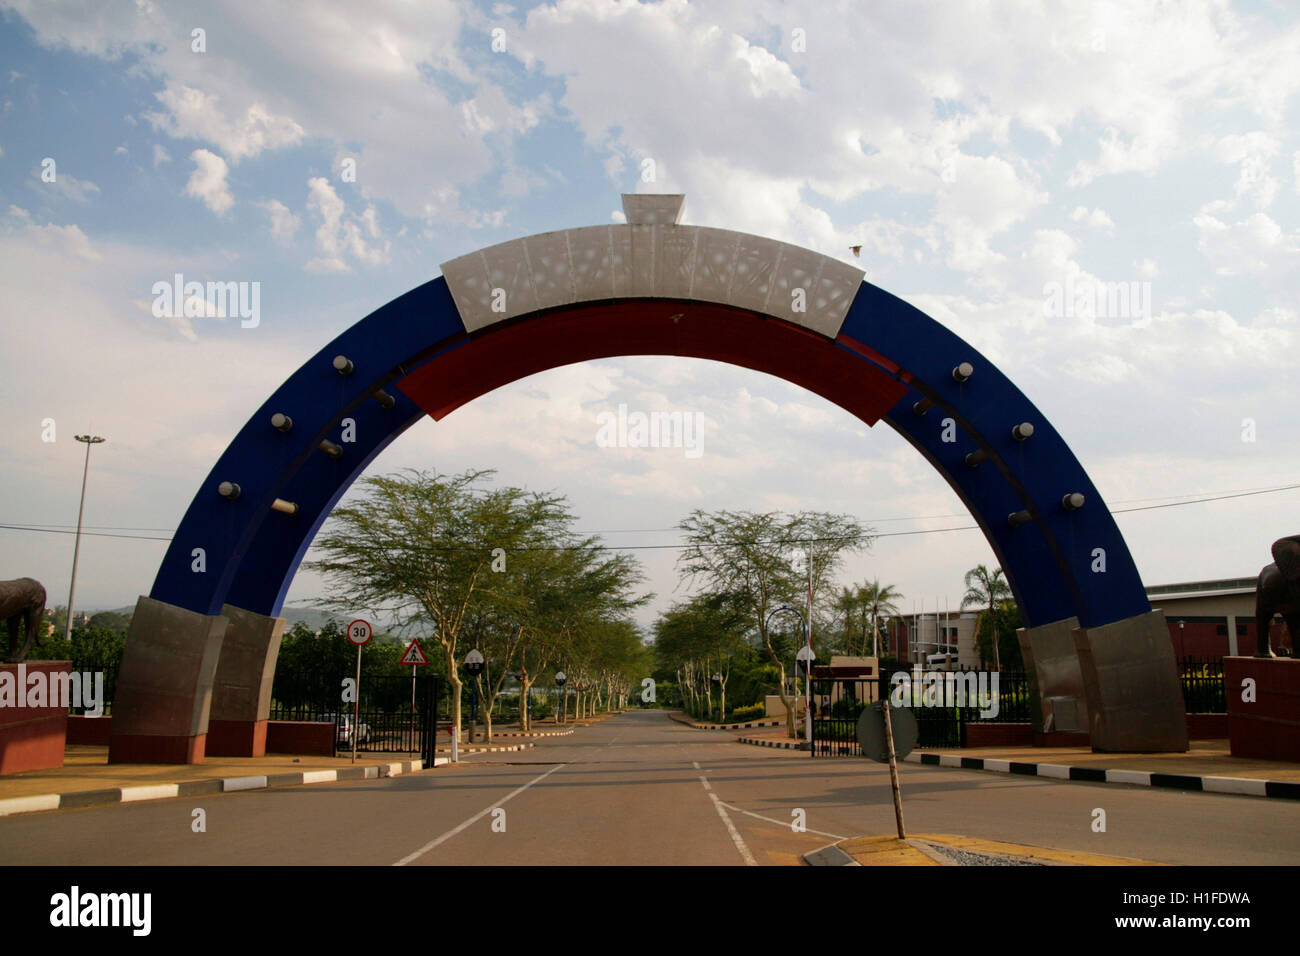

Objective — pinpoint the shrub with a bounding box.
[727,703,766,723]
[830,698,866,720]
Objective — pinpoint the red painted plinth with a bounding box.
[1033,731,1090,748]
[206,719,268,757]
[965,723,1033,747]
[266,721,335,757]
[1227,656,1300,762]
[66,714,113,746]
[0,661,72,774]
[108,733,206,765]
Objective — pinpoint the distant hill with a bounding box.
[104,603,346,632]
[280,606,348,631]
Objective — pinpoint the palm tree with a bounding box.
[858,580,903,657]
[832,586,860,654]
[962,565,1012,670]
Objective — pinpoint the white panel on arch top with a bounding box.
[440,215,864,337]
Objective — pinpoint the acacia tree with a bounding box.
[306,468,573,741]
[962,564,1012,670]
[654,593,749,722]
[676,509,870,737]
[514,543,647,730]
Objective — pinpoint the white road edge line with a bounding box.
[392,763,565,866]
[716,799,848,842]
[693,761,757,866]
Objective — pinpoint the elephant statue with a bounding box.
[1255,536,1300,658]
[0,577,47,663]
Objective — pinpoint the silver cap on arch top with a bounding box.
[622,193,685,225]
[438,194,865,338]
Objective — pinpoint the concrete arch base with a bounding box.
[1019,610,1189,753]
[108,598,284,764]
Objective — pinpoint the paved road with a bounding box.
[3,711,1299,865]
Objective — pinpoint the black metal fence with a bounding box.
[66,663,117,716]
[1178,656,1225,713]
[811,666,1032,757]
[269,673,441,757]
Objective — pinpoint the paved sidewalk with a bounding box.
[0,746,438,817]
[934,743,1300,782]
[0,716,617,816]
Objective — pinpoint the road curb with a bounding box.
[803,843,861,866]
[480,729,575,738]
[438,742,536,755]
[906,752,1300,801]
[736,735,806,750]
[0,757,440,818]
[668,712,786,731]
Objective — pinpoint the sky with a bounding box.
[1,0,1298,636]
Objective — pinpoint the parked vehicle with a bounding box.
[925,653,959,671]
[325,713,370,746]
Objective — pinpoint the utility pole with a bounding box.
[64,434,106,642]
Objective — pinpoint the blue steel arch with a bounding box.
[151,274,1149,632]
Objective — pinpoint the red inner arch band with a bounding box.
[397,300,908,426]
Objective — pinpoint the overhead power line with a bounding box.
[1,481,1296,550]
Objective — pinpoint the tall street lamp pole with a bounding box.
[64,434,106,642]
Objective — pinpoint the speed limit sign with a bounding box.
[347,619,373,646]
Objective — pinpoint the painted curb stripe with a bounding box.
[1201,776,1267,796]
[1264,781,1300,800]
[0,758,432,817]
[120,784,180,802]
[902,750,1300,801]
[1069,767,1107,782]
[0,794,61,815]
[1150,773,1203,791]
[58,788,122,808]
[1105,769,1153,786]
[177,779,223,797]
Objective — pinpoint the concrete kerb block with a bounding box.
[1074,610,1189,753]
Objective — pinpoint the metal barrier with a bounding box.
[810,668,1034,757]
[269,673,442,758]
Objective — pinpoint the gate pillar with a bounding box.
[109,596,226,764]
[206,605,284,757]
[1074,610,1188,752]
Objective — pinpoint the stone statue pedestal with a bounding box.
[1226,656,1300,762]
[0,661,72,774]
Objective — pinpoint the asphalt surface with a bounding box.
[3,710,1299,865]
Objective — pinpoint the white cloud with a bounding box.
[1070,206,1115,232]
[152,143,170,166]
[258,199,300,245]
[304,177,389,271]
[148,85,304,162]
[1194,209,1300,277]
[184,148,234,216]
[34,168,100,202]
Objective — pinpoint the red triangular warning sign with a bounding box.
[400,639,430,666]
